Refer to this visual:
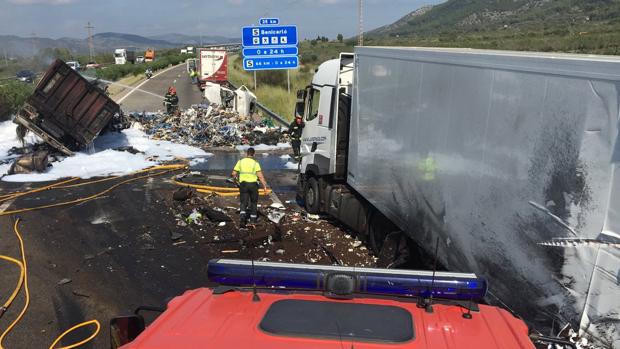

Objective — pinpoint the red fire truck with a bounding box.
[111,259,575,349]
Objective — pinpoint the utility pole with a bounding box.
[86,22,95,61]
[358,0,364,46]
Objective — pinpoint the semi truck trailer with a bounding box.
[114,48,135,65]
[296,47,620,346]
[197,48,227,90]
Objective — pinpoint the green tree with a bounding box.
[337,33,343,42]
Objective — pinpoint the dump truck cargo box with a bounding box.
[14,59,119,154]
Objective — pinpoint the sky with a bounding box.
[0,0,444,40]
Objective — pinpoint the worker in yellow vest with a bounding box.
[231,147,268,227]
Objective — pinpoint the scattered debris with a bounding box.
[186,209,203,225]
[267,211,285,224]
[275,249,285,255]
[201,207,232,222]
[170,231,183,241]
[129,105,290,148]
[72,290,90,298]
[173,187,193,201]
[58,278,72,286]
[221,250,239,254]
[8,150,49,174]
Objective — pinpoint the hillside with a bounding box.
[367,0,620,55]
[0,33,237,58]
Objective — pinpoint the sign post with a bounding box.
[242,18,298,93]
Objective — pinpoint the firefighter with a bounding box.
[163,86,178,114]
[231,147,268,228]
[289,114,304,159]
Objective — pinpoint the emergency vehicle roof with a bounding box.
[121,288,535,349]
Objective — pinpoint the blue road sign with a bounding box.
[259,18,279,25]
[243,56,299,71]
[242,26,298,47]
[243,46,298,57]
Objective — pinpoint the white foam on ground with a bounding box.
[284,161,298,169]
[0,120,39,162]
[280,154,291,160]
[236,143,291,151]
[1,123,211,182]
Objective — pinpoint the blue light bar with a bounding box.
[207,259,487,301]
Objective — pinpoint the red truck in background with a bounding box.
[144,48,155,62]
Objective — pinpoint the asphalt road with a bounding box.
[114,64,204,112]
[0,168,376,348]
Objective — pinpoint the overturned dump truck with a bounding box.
[297,47,620,346]
[14,59,120,155]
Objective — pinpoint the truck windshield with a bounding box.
[114,53,124,58]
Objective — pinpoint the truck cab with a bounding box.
[298,53,353,181]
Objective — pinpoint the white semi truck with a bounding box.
[114,48,135,65]
[297,47,620,346]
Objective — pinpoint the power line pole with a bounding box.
[358,0,364,46]
[86,22,95,61]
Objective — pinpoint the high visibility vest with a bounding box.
[234,157,261,183]
[418,156,436,181]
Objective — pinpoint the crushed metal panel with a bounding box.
[348,46,620,345]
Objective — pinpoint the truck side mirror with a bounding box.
[295,101,305,120]
[296,89,306,101]
[110,315,145,349]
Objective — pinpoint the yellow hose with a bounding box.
[196,188,273,197]
[0,166,184,217]
[0,178,80,204]
[172,176,272,197]
[0,220,30,349]
[0,164,188,348]
[48,320,100,349]
[0,256,24,318]
[0,164,187,200]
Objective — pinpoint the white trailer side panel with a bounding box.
[348,46,620,344]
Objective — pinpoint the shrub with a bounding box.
[0,81,34,121]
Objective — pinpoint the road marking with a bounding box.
[116,62,185,104]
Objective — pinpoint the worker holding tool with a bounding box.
[231,147,268,228]
[163,86,179,114]
[289,114,304,159]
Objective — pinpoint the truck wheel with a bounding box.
[304,177,320,214]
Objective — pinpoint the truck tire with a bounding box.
[304,177,321,214]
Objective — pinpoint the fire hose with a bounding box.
[0,164,187,348]
[171,175,272,197]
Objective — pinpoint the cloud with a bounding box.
[7,0,77,4]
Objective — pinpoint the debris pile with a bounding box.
[131,105,290,148]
